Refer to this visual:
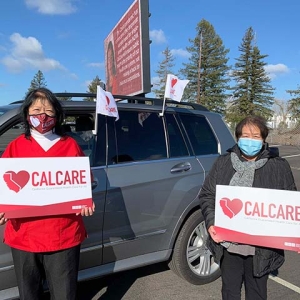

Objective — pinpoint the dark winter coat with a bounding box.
[199,144,297,277]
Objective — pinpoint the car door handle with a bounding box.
[91,180,98,190]
[170,162,192,174]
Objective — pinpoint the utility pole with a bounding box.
[197,31,202,104]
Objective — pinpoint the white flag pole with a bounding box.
[94,102,98,135]
[160,74,171,117]
[159,96,167,117]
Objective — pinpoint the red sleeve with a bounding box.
[60,136,86,157]
[1,141,15,158]
[72,139,86,157]
[77,146,85,157]
[1,135,31,158]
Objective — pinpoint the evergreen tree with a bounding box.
[287,85,300,120]
[180,19,230,113]
[27,70,47,94]
[227,27,274,124]
[152,47,175,98]
[84,75,104,101]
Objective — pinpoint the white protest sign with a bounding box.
[214,185,300,252]
[0,157,92,218]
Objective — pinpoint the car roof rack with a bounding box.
[9,93,209,112]
[54,93,209,111]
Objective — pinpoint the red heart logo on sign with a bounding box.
[3,170,30,193]
[219,197,243,219]
[106,96,110,105]
[171,78,177,88]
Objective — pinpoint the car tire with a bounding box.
[168,210,221,285]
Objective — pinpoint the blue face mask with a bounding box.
[237,138,263,157]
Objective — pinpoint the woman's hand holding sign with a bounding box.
[77,202,95,217]
[208,225,223,243]
[0,213,7,225]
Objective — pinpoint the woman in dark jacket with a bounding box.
[199,116,296,300]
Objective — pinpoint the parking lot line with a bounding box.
[282,154,300,158]
[269,275,300,294]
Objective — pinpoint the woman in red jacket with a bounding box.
[0,88,95,300]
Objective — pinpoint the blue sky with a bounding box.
[0,0,299,105]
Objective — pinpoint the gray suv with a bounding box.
[0,94,235,299]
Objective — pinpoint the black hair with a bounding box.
[21,87,65,138]
[235,115,269,142]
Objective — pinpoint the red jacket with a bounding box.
[2,134,87,252]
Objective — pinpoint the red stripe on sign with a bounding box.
[214,226,300,252]
[0,198,93,219]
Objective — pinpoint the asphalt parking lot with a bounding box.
[63,144,300,300]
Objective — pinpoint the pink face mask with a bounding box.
[27,113,56,134]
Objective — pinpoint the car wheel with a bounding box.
[168,210,221,285]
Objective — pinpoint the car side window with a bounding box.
[165,113,189,157]
[179,114,218,155]
[0,122,24,156]
[62,114,97,166]
[108,110,167,164]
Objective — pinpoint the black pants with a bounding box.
[11,245,81,300]
[221,249,269,300]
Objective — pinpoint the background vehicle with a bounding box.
[0,94,235,299]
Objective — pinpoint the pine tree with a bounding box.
[27,70,47,94]
[152,47,175,98]
[227,27,274,124]
[180,19,230,113]
[287,86,300,120]
[250,46,274,116]
[83,75,104,101]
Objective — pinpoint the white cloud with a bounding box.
[1,33,65,73]
[87,62,104,69]
[25,0,77,15]
[265,63,289,74]
[149,29,167,44]
[151,76,160,86]
[170,48,190,58]
[70,73,78,80]
[264,63,289,80]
